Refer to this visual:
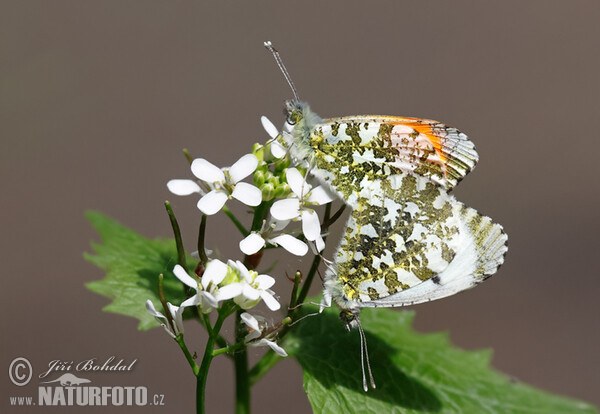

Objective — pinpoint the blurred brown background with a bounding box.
[1,1,599,412]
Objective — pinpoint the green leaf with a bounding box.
[285,303,596,413]
[84,211,193,330]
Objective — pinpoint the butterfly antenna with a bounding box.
[356,318,376,391]
[264,41,300,102]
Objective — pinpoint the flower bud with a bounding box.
[253,170,266,188]
[262,183,275,201]
[252,143,265,164]
[274,183,290,198]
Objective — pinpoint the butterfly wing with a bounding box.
[306,116,478,201]
[327,174,507,309]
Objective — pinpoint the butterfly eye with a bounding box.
[286,114,297,126]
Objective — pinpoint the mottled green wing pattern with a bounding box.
[306,116,478,201]
[331,174,506,307]
[301,116,506,308]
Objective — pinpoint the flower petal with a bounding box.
[260,291,281,311]
[239,233,266,255]
[245,330,262,341]
[286,168,308,198]
[270,219,290,232]
[173,265,198,289]
[254,274,275,290]
[191,158,225,183]
[261,116,279,139]
[301,209,321,241]
[270,199,300,221]
[202,259,228,287]
[197,190,228,215]
[216,283,244,300]
[199,291,219,309]
[145,300,165,319]
[240,312,260,331]
[231,183,262,207]
[234,260,252,282]
[167,303,185,335]
[270,140,287,159]
[314,234,325,252]
[242,284,260,301]
[307,185,336,205]
[167,179,201,196]
[259,339,288,357]
[229,154,259,184]
[269,234,308,256]
[180,294,200,308]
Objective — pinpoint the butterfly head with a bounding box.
[282,100,323,161]
[339,309,361,331]
[284,100,322,135]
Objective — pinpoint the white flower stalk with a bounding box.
[239,218,308,257]
[240,312,288,357]
[261,116,287,159]
[173,261,243,314]
[145,300,185,338]
[270,168,335,251]
[167,154,262,215]
[227,260,280,311]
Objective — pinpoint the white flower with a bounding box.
[227,260,280,311]
[167,154,262,215]
[145,300,185,338]
[239,218,308,257]
[270,168,335,251]
[240,312,288,357]
[261,116,287,159]
[173,261,243,314]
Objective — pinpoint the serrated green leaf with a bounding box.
[285,303,596,414]
[84,211,194,330]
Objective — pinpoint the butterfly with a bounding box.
[265,41,508,391]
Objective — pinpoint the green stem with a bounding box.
[296,203,333,305]
[288,271,302,314]
[164,201,186,268]
[183,148,193,164]
[222,205,250,236]
[323,203,347,229]
[197,215,208,266]
[212,342,245,357]
[198,313,229,351]
[233,310,250,414]
[175,334,199,376]
[250,201,272,232]
[297,249,322,305]
[196,307,228,414]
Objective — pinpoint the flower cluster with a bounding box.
[147,114,337,356]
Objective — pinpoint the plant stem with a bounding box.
[183,148,193,164]
[197,215,208,266]
[196,306,228,414]
[222,205,250,236]
[175,335,199,375]
[288,271,302,313]
[212,342,244,357]
[296,203,333,305]
[164,201,186,268]
[233,310,250,414]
